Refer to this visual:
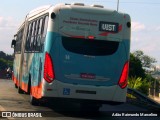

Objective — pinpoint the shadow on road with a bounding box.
[39,99,109,119]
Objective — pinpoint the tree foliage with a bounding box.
[128,50,157,95]
[129,53,145,78]
[0,51,13,70]
[133,50,157,68]
[128,77,150,95]
[0,51,13,61]
[128,77,142,89]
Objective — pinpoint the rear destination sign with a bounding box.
[99,21,119,33]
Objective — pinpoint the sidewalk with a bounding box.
[153,97,160,103]
[149,96,160,104]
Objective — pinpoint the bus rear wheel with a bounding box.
[30,94,39,106]
[18,85,24,94]
[15,84,18,88]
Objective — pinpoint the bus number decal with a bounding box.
[99,21,119,33]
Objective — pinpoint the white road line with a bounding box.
[0,105,15,120]
[0,105,5,111]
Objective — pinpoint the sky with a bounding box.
[0,0,160,66]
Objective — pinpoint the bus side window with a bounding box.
[30,21,36,51]
[25,23,32,52]
[41,16,49,51]
[15,33,19,53]
[37,18,43,52]
[34,19,39,52]
[15,28,23,54]
[43,16,49,38]
[38,16,48,51]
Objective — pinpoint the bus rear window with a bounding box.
[62,36,119,56]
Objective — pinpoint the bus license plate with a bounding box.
[80,73,95,79]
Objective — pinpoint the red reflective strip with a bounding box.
[72,36,85,38]
[47,88,52,91]
[99,32,109,36]
[61,32,85,38]
[118,24,122,32]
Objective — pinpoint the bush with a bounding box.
[136,79,150,95]
[128,77,150,95]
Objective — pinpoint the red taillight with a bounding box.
[44,52,55,83]
[118,61,129,89]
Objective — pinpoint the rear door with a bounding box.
[54,36,127,86]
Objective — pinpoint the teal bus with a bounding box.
[11,3,131,110]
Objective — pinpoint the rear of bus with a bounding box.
[43,3,131,104]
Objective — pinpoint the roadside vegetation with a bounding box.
[0,51,13,70]
[0,51,13,78]
[128,50,159,96]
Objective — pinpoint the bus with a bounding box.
[11,3,131,110]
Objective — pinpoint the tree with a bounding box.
[128,77,150,95]
[0,51,13,70]
[0,58,13,70]
[129,53,145,78]
[133,50,157,69]
[128,50,157,95]
[128,77,142,89]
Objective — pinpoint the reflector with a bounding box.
[88,36,95,39]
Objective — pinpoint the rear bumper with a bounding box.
[42,97,124,105]
[42,79,127,103]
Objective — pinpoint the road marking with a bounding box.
[0,105,15,120]
[0,105,5,111]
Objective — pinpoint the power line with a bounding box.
[120,2,160,4]
[78,0,160,5]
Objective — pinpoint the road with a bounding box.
[0,79,159,120]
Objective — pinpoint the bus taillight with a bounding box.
[44,52,55,83]
[118,61,129,89]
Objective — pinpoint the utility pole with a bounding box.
[117,0,119,11]
[154,78,157,98]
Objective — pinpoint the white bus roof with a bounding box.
[26,3,118,19]
[28,5,52,18]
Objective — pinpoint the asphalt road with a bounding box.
[0,79,159,120]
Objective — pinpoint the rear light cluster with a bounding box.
[118,61,129,89]
[44,52,55,83]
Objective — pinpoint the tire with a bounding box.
[15,84,18,88]
[18,85,24,94]
[29,75,39,105]
[26,79,31,95]
[30,94,39,106]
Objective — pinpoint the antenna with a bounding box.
[117,0,119,11]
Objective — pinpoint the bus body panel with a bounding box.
[12,54,22,86]
[42,79,127,102]
[58,8,124,41]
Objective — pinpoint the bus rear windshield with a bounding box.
[62,36,119,56]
